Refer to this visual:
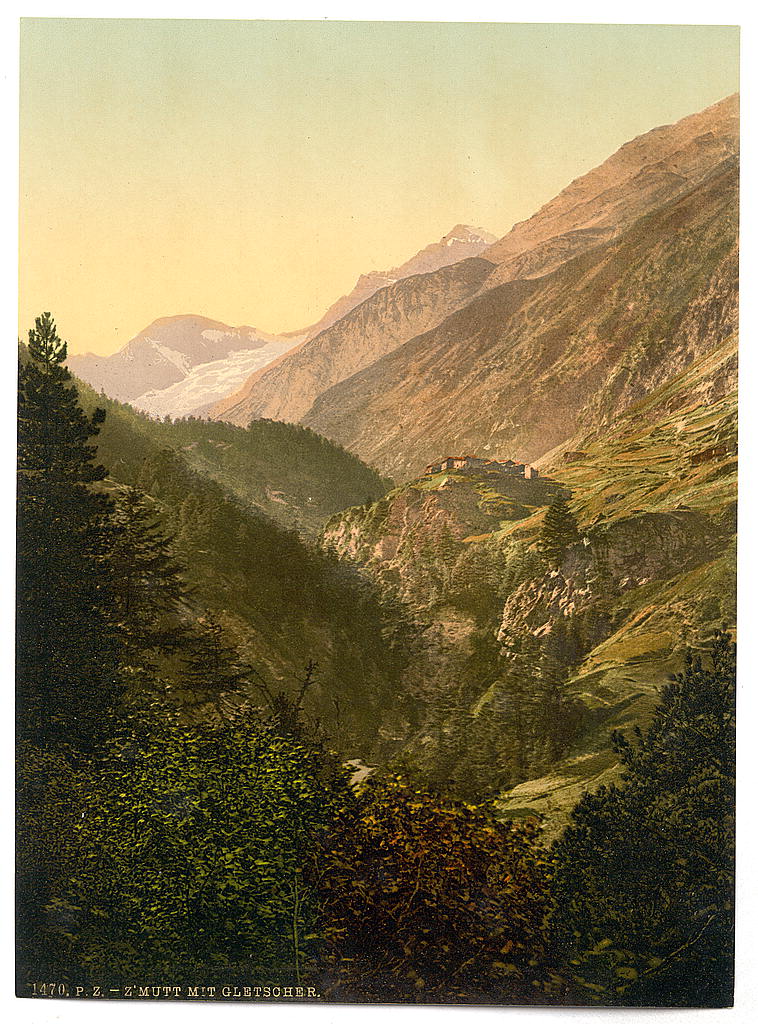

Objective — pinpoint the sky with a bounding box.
[19,19,740,355]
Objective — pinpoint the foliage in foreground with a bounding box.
[549,631,735,1007]
[313,775,552,1003]
[21,703,353,985]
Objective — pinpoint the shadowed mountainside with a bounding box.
[69,378,408,750]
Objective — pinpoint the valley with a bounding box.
[53,94,738,837]
[17,21,739,1006]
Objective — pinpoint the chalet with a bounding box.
[500,460,540,480]
[425,455,486,474]
[424,454,539,479]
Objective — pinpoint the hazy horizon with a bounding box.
[19,20,739,356]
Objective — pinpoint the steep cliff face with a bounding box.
[499,510,730,657]
[303,160,737,480]
[322,468,562,605]
[321,466,566,769]
[211,257,495,426]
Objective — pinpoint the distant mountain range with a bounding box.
[67,95,738,468]
[305,156,737,478]
[67,314,303,414]
[66,226,495,420]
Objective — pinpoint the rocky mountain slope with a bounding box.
[210,96,737,461]
[320,331,736,833]
[211,256,495,425]
[302,224,496,340]
[68,314,300,406]
[481,93,738,290]
[304,156,737,480]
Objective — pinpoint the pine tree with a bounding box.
[539,494,580,567]
[17,313,121,746]
[19,313,107,489]
[550,631,736,1006]
[109,486,189,667]
[179,614,249,708]
[496,631,543,782]
[533,619,587,769]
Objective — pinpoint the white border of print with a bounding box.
[2,3,755,1023]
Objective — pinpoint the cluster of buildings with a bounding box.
[424,454,539,479]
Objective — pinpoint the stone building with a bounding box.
[424,455,539,479]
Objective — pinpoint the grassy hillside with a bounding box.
[320,337,736,833]
[542,335,737,522]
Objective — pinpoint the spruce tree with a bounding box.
[179,614,249,709]
[109,485,188,666]
[539,494,580,567]
[550,632,736,1006]
[17,313,121,747]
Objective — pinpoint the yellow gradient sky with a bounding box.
[20,20,739,355]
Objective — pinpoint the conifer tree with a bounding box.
[539,494,580,567]
[17,313,121,746]
[550,631,736,1006]
[179,614,249,707]
[496,631,543,782]
[109,486,188,666]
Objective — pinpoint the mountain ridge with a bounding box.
[211,256,496,425]
[68,313,299,405]
[481,93,738,290]
[302,155,738,479]
[302,223,497,340]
